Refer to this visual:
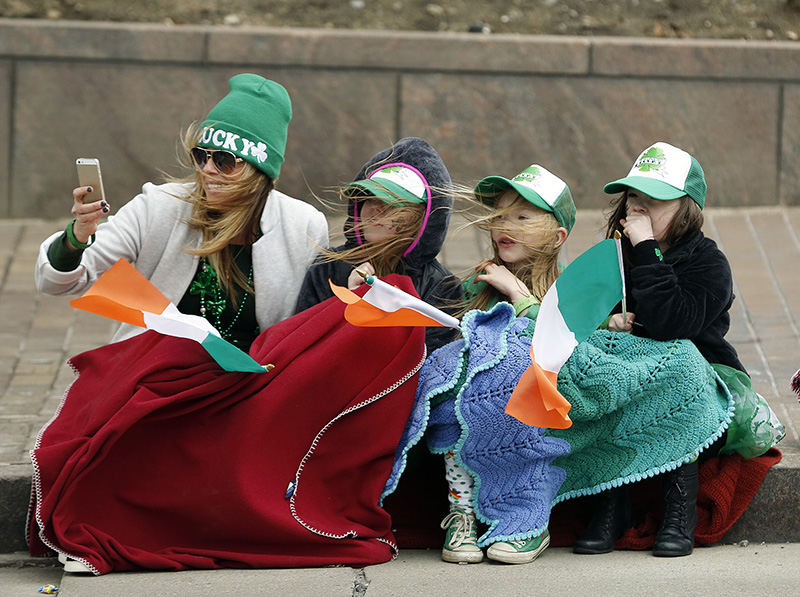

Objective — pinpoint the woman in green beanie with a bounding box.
[27,74,428,576]
[35,73,327,351]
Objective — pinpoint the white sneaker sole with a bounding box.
[486,534,550,564]
[442,548,484,564]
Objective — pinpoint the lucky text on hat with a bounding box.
[199,73,292,180]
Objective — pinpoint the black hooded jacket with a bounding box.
[294,137,462,351]
[625,231,744,372]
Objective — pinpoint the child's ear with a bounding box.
[554,227,568,249]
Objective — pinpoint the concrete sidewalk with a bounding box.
[2,544,799,596]
[1,208,799,552]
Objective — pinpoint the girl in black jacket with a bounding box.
[575,141,741,558]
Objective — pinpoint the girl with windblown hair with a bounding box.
[294,136,462,352]
[438,164,573,565]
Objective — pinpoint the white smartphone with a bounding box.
[75,158,107,204]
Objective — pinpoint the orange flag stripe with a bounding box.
[70,295,147,328]
[344,301,447,328]
[505,358,572,429]
[328,280,362,305]
[69,258,171,319]
[329,280,447,328]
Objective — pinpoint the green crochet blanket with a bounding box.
[418,303,734,545]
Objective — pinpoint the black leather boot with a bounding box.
[573,486,631,554]
[653,461,698,557]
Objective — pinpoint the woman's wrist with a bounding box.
[65,219,95,250]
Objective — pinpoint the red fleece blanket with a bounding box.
[28,275,425,574]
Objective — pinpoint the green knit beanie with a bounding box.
[199,73,292,179]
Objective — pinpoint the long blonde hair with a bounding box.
[462,194,564,313]
[169,122,274,303]
[316,186,428,276]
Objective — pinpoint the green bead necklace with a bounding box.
[188,257,253,339]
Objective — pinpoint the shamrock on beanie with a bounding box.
[199,73,292,179]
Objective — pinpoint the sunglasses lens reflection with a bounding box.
[191,148,237,174]
[190,147,208,169]
[212,151,237,174]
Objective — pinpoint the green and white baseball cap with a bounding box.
[474,164,576,232]
[603,142,707,209]
[344,162,430,206]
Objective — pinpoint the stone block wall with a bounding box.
[1,18,798,218]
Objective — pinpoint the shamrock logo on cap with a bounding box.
[635,146,666,172]
[513,165,542,183]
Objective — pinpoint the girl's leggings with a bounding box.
[444,451,475,513]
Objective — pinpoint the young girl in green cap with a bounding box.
[294,136,462,352]
[574,141,783,558]
[437,163,574,565]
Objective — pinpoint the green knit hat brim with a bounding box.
[199,74,292,179]
[603,177,687,201]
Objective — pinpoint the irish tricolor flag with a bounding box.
[70,259,269,373]
[329,272,460,329]
[506,238,624,428]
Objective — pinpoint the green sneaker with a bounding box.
[440,508,483,564]
[486,529,550,564]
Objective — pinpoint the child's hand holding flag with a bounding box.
[329,270,460,329]
[506,238,625,428]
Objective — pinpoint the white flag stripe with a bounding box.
[143,304,220,344]
[162,303,220,334]
[531,284,578,373]
[364,277,460,329]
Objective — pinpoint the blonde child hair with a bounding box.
[440,163,575,566]
[458,164,575,317]
[465,195,565,311]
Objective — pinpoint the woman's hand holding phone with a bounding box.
[70,186,109,245]
[71,158,110,247]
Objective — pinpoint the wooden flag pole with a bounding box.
[613,231,627,323]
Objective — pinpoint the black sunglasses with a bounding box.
[190,147,243,174]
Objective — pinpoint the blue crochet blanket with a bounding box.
[383,303,733,547]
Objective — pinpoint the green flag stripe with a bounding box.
[200,333,268,373]
[555,239,623,342]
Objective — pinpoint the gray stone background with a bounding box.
[1,18,799,218]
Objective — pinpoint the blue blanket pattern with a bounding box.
[383,303,733,547]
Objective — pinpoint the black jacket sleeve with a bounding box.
[294,257,341,314]
[421,272,463,352]
[629,238,734,341]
